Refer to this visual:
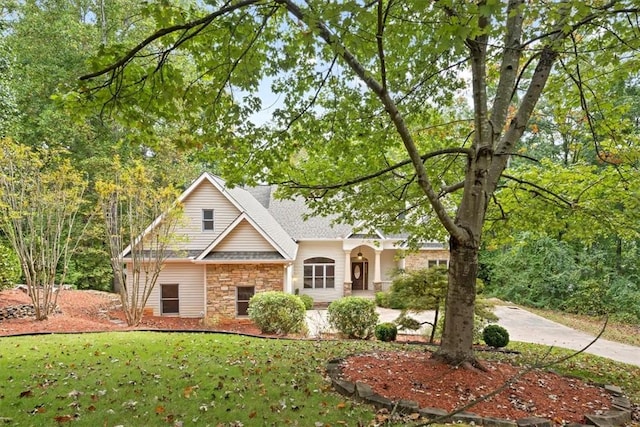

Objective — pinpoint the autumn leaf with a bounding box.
[19,390,32,398]
[249,410,257,418]
[183,385,198,398]
[155,405,165,414]
[53,415,74,423]
[336,402,346,409]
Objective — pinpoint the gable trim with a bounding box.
[196,212,293,261]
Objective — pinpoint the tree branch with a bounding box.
[502,173,574,208]
[278,147,471,190]
[79,0,262,81]
[276,0,466,241]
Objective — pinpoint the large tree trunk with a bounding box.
[433,237,480,365]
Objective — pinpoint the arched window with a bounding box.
[303,257,335,289]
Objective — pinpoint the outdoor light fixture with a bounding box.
[357,247,363,260]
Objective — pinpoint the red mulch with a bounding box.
[0,289,619,424]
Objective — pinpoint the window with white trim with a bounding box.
[303,257,335,289]
[202,209,214,231]
[161,284,179,315]
[428,259,449,269]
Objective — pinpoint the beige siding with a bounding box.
[214,220,275,252]
[125,262,204,318]
[293,241,344,303]
[173,181,241,251]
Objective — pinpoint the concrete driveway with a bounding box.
[305,305,640,367]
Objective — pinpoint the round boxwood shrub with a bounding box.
[375,322,398,342]
[327,296,379,339]
[298,294,314,310]
[482,324,510,348]
[247,291,306,335]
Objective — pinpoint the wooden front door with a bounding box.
[351,261,368,291]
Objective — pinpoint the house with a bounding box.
[122,172,449,322]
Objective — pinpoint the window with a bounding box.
[161,284,179,315]
[303,257,335,289]
[428,259,449,269]
[202,209,214,231]
[237,286,255,316]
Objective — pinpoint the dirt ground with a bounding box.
[0,288,630,424]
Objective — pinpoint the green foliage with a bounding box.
[374,322,398,342]
[388,266,448,311]
[394,312,422,331]
[481,235,640,324]
[248,291,306,335]
[327,297,379,339]
[297,294,314,310]
[374,291,390,308]
[0,239,21,289]
[0,140,88,318]
[481,235,579,309]
[482,325,510,348]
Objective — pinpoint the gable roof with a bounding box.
[121,172,298,261]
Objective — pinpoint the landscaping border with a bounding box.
[326,356,633,427]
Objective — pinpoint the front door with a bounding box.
[351,261,368,291]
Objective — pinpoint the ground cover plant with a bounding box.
[1,332,639,426]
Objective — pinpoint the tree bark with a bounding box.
[433,237,480,364]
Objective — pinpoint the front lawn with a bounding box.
[0,332,638,426]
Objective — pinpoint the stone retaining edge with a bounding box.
[326,357,633,427]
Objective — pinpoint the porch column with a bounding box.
[343,250,352,297]
[374,250,382,292]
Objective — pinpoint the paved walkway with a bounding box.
[305,305,640,367]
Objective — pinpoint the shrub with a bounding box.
[375,291,390,308]
[248,291,306,335]
[375,322,397,342]
[0,241,21,290]
[482,324,510,348]
[394,312,422,331]
[298,294,314,310]
[327,297,379,339]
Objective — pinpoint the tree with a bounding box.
[80,1,640,365]
[0,139,87,319]
[390,266,448,343]
[95,159,184,326]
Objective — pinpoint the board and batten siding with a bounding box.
[213,220,275,252]
[293,241,344,303]
[126,262,204,318]
[173,181,241,251]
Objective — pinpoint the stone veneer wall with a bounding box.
[205,263,283,323]
[404,250,450,271]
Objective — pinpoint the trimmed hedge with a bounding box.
[248,291,306,335]
[327,297,379,339]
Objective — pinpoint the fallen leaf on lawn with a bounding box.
[53,415,74,423]
[19,390,33,398]
[155,405,165,414]
[248,411,257,419]
[336,402,346,409]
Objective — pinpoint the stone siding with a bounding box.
[205,264,283,323]
[405,250,450,271]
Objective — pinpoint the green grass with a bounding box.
[0,332,395,426]
[0,332,638,426]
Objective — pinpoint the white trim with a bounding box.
[195,212,293,261]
